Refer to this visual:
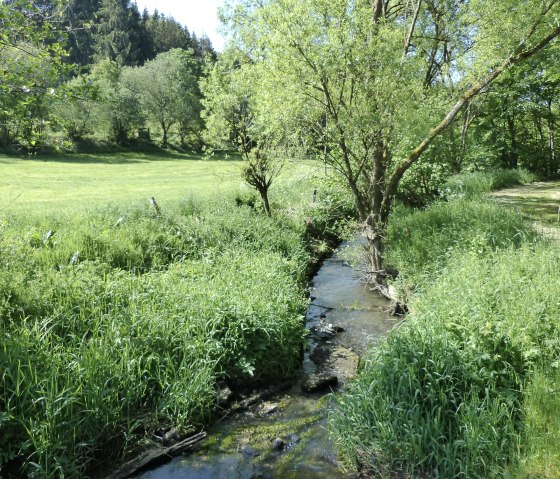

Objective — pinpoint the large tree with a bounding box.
[221,0,560,280]
[124,48,201,147]
[94,0,149,66]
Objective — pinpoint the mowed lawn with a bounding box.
[0,151,244,213]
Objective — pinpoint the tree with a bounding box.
[89,60,143,143]
[146,11,192,56]
[222,0,560,279]
[460,46,560,177]
[202,55,286,216]
[0,0,69,148]
[62,0,101,65]
[53,76,98,141]
[94,0,148,66]
[125,48,201,147]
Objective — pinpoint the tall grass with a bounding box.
[0,183,352,477]
[331,193,560,478]
[511,368,560,478]
[386,198,536,292]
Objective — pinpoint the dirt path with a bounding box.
[489,180,560,240]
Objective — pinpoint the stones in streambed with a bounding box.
[309,321,345,341]
[271,438,284,451]
[326,346,360,382]
[309,344,328,364]
[301,372,339,393]
[260,402,280,415]
[216,381,234,407]
[286,433,301,445]
[241,445,261,457]
[152,427,193,446]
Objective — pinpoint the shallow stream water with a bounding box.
[138,240,396,479]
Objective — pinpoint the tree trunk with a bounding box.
[506,113,518,168]
[547,100,557,176]
[161,120,168,147]
[258,186,272,217]
[364,213,387,278]
[363,140,390,280]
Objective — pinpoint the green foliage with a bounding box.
[331,188,560,477]
[0,174,345,476]
[386,197,536,289]
[332,237,560,478]
[456,46,560,178]
[511,368,560,478]
[124,49,202,147]
[0,1,70,149]
[85,60,143,144]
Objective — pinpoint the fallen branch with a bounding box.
[108,431,207,479]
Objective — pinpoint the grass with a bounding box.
[441,169,537,200]
[0,151,241,213]
[330,174,560,478]
[0,152,352,477]
[386,198,535,293]
[489,180,560,227]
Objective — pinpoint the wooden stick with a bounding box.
[108,431,207,479]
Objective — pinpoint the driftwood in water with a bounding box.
[108,431,206,479]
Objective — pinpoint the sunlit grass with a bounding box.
[0,152,350,477]
[489,180,560,226]
[331,188,560,478]
[0,151,242,214]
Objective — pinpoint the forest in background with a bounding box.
[3,0,560,207]
[1,0,216,151]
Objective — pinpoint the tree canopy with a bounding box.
[220,0,560,275]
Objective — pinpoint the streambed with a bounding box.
[137,240,396,479]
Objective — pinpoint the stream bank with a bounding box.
[134,240,397,479]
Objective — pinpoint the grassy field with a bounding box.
[0,151,243,213]
[488,181,560,222]
[0,151,351,477]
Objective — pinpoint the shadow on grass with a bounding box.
[0,147,241,165]
[493,195,560,224]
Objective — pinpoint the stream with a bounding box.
[137,240,396,479]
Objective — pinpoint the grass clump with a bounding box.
[386,198,536,291]
[0,182,351,477]
[511,368,560,478]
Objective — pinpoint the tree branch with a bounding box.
[382,20,560,217]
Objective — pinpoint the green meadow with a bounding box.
[0,151,242,214]
[0,152,350,477]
